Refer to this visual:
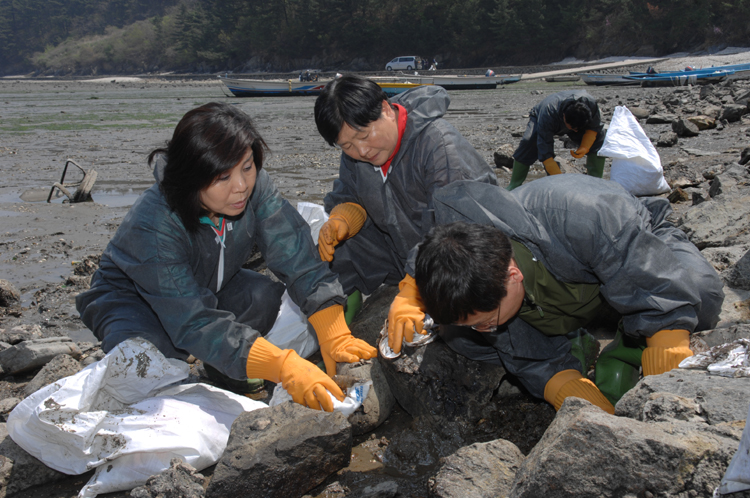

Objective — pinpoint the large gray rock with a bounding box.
[695,323,750,347]
[0,281,19,308]
[616,368,750,424]
[720,104,748,123]
[23,353,82,397]
[429,439,524,498]
[509,398,741,498]
[678,191,750,249]
[725,248,750,290]
[0,423,67,497]
[378,339,505,428]
[656,131,678,147]
[493,144,516,169]
[0,325,43,346]
[0,337,81,377]
[337,359,395,436]
[207,403,351,498]
[672,117,700,137]
[627,106,650,120]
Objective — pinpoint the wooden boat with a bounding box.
[579,73,640,86]
[219,76,329,97]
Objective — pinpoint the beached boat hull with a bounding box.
[220,77,329,97]
[580,73,640,86]
[624,70,732,87]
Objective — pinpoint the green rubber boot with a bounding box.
[585,154,605,178]
[566,328,600,375]
[506,160,530,191]
[344,290,362,325]
[594,326,646,406]
[203,363,265,395]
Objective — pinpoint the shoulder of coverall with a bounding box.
[390,85,449,130]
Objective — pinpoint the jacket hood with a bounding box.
[152,153,167,183]
[391,85,449,149]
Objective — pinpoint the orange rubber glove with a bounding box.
[308,304,377,376]
[245,337,344,412]
[571,129,598,159]
[642,329,692,376]
[318,203,367,262]
[542,157,562,175]
[387,274,425,354]
[544,369,615,414]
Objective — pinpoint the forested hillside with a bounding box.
[1,0,748,75]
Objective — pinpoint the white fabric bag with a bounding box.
[598,106,670,196]
[6,339,266,498]
[263,201,331,358]
[715,401,750,496]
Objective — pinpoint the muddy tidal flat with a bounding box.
[1,69,750,498]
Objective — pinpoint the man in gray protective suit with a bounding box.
[507,90,606,190]
[388,176,724,413]
[313,74,497,337]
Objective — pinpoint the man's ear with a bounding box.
[508,264,523,283]
[381,100,395,120]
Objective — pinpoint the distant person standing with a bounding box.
[507,90,605,190]
[429,59,438,71]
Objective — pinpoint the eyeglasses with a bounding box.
[468,307,501,333]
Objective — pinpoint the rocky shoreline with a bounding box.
[1,59,750,496]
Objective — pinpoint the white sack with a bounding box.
[263,202,332,358]
[6,339,266,498]
[715,401,750,496]
[598,106,670,196]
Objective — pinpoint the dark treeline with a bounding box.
[1,0,749,75]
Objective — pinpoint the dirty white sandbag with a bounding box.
[598,106,670,196]
[6,339,266,498]
[263,202,331,358]
[297,201,329,242]
[269,380,372,417]
[714,401,750,496]
[264,290,319,359]
[679,338,750,377]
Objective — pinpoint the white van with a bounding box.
[385,56,419,71]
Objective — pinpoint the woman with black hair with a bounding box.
[76,102,375,412]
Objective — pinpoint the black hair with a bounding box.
[148,102,268,232]
[415,222,513,325]
[563,101,593,131]
[314,74,389,146]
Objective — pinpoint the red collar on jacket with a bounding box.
[380,104,408,179]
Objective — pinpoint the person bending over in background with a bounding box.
[389,176,723,413]
[76,102,375,412]
[507,90,606,190]
[313,74,497,342]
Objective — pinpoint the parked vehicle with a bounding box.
[385,56,419,71]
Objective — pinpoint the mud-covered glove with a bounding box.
[318,203,367,262]
[542,157,562,175]
[544,369,615,414]
[245,337,344,412]
[308,304,376,376]
[642,329,692,376]
[387,274,426,354]
[571,129,598,159]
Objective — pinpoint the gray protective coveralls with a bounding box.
[411,176,723,398]
[324,85,497,295]
[513,90,605,166]
[76,165,345,381]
